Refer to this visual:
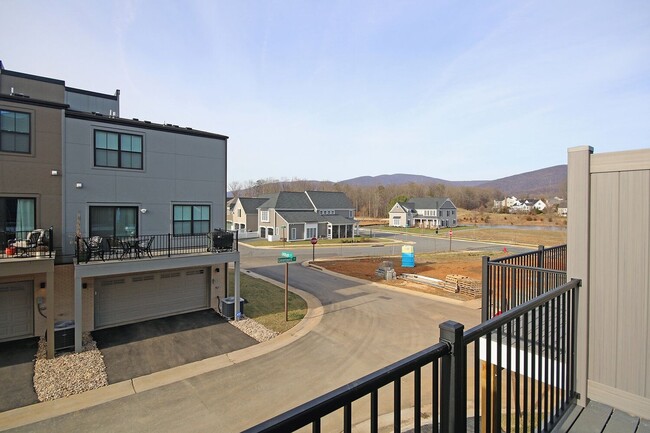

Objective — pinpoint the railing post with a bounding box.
[48,226,53,258]
[537,245,545,295]
[482,256,490,321]
[439,321,466,433]
[167,233,171,257]
[75,235,79,264]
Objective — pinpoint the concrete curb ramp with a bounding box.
[0,278,323,432]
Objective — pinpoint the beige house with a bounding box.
[230,197,269,234]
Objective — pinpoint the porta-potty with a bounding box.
[401,245,415,268]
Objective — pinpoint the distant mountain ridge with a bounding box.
[339,165,567,197]
[341,173,485,187]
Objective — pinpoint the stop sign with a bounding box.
[311,237,318,245]
[449,230,453,236]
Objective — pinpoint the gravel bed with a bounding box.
[228,317,279,342]
[33,333,108,402]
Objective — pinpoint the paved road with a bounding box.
[8,242,486,433]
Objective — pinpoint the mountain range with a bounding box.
[340,164,567,197]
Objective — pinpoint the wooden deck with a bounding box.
[552,401,650,432]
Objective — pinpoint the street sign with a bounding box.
[281,251,294,258]
[277,256,297,263]
[311,237,318,245]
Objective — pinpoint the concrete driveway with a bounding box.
[92,309,258,383]
[0,337,39,412]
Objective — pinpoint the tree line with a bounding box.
[229,178,503,218]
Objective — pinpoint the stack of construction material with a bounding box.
[444,274,481,297]
[376,261,397,280]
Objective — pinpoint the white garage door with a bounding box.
[0,281,34,342]
[94,268,209,329]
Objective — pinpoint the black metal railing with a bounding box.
[0,227,54,259]
[456,279,579,433]
[75,229,238,263]
[244,279,580,433]
[482,245,567,321]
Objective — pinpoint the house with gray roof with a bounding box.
[388,197,457,228]
[257,191,357,241]
[230,197,269,233]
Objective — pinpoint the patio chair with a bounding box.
[82,236,105,263]
[105,237,124,260]
[12,229,46,257]
[138,237,154,258]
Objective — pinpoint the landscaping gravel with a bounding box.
[228,317,279,342]
[33,333,108,402]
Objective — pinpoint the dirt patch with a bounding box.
[316,252,500,301]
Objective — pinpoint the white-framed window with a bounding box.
[306,227,317,238]
[261,210,270,222]
[349,210,353,218]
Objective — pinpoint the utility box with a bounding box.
[220,297,245,319]
[46,320,75,352]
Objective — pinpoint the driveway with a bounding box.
[92,309,257,383]
[0,337,39,412]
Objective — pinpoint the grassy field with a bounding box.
[242,237,374,247]
[228,270,307,333]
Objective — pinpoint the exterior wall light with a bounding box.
[76,182,83,189]
[140,208,147,214]
[51,170,59,176]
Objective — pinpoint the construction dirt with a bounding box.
[316,251,503,301]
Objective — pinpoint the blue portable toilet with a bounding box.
[402,245,415,267]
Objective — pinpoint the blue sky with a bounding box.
[2,1,649,185]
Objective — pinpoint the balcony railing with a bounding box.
[244,279,580,433]
[482,245,567,321]
[74,229,238,263]
[0,227,54,259]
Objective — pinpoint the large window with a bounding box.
[0,198,35,244]
[260,210,269,222]
[173,205,210,235]
[94,130,143,169]
[90,206,138,238]
[0,110,31,153]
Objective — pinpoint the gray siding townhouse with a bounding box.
[258,191,357,241]
[0,65,240,357]
[388,197,457,228]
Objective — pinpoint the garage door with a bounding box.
[94,268,209,329]
[0,281,34,342]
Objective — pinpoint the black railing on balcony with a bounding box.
[244,279,580,433]
[0,227,54,259]
[482,245,567,321]
[75,229,238,263]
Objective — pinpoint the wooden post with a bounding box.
[481,361,499,433]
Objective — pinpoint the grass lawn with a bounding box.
[228,270,307,334]
[368,225,566,247]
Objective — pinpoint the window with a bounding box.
[261,210,270,222]
[94,130,143,169]
[173,205,210,235]
[0,198,35,245]
[306,227,317,238]
[0,110,31,153]
[90,206,138,238]
[237,209,242,217]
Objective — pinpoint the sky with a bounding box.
[2,1,649,185]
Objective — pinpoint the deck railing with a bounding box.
[0,227,54,259]
[482,245,567,321]
[75,229,238,263]
[244,279,580,433]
